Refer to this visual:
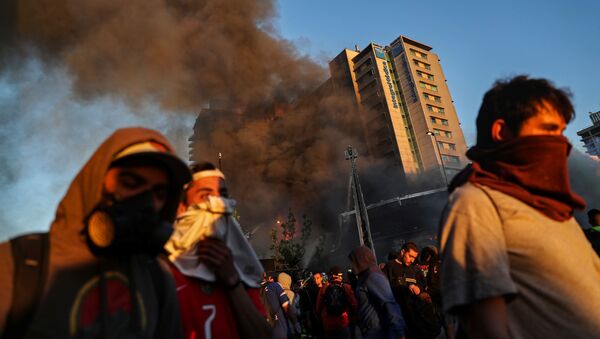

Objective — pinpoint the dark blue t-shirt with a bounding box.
[264,282,290,339]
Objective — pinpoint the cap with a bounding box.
[111,141,192,190]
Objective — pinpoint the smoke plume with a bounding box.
[0,0,381,247]
[1,0,323,110]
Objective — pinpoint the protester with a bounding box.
[263,272,301,339]
[383,242,440,339]
[0,127,190,338]
[299,272,326,339]
[440,75,600,338]
[164,162,270,339]
[278,272,302,335]
[316,266,357,339]
[420,246,454,339]
[349,246,405,339]
[585,208,600,256]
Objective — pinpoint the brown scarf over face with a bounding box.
[449,135,586,221]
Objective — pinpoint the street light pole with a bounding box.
[427,131,449,186]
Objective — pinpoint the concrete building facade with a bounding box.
[577,110,600,158]
[329,36,468,185]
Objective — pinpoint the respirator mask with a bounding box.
[84,190,173,257]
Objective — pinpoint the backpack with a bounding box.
[323,284,349,316]
[3,232,166,339]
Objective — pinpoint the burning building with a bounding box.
[577,110,600,159]
[327,36,469,189]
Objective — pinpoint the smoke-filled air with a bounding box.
[0,0,392,247]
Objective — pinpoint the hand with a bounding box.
[418,292,432,303]
[408,284,420,295]
[196,237,240,287]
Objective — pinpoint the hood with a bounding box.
[278,272,292,289]
[49,127,188,255]
[349,246,379,275]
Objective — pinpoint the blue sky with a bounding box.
[274,0,600,147]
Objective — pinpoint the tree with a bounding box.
[270,209,318,271]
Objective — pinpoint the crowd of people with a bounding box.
[0,75,599,338]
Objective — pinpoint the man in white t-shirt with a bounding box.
[440,75,600,338]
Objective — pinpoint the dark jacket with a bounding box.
[350,246,405,339]
[585,227,600,257]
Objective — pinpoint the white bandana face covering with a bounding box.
[165,196,263,287]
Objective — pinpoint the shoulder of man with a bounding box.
[447,182,495,209]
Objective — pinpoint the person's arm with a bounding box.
[366,273,406,339]
[342,284,358,315]
[460,297,510,339]
[315,285,326,315]
[439,185,518,331]
[196,237,272,339]
[154,257,184,339]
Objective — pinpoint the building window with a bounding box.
[419,81,438,92]
[437,141,457,150]
[426,104,444,114]
[434,129,452,138]
[441,154,460,164]
[413,59,431,70]
[423,93,441,103]
[431,116,449,126]
[409,49,428,60]
[416,71,435,81]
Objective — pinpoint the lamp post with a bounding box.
[426,131,449,186]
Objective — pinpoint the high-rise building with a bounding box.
[329,36,468,185]
[577,110,600,158]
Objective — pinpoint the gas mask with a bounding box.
[84,190,173,257]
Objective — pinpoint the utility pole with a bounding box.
[345,145,376,259]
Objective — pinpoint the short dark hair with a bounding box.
[329,266,343,276]
[588,209,600,223]
[401,241,419,253]
[476,75,574,148]
[191,161,217,174]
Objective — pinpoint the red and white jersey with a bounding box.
[170,264,267,339]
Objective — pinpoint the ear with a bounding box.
[490,119,513,143]
[176,201,187,216]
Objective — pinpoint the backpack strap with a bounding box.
[4,232,50,339]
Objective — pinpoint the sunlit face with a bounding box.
[401,249,419,266]
[313,273,323,287]
[185,176,228,206]
[517,101,566,137]
[104,166,170,212]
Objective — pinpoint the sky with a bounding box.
[1,0,599,240]
[273,0,600,147]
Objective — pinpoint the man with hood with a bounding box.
[439,76,600,338]
[348,246,405,339]
[164,162,271,339]
[0,127,191,338]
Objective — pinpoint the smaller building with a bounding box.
[577,111,600,158]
